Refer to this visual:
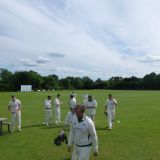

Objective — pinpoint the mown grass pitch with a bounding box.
[0,90,160,160]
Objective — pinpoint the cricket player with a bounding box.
[64,106,75,128]
[82,92,88,104]
[54,94,62,124]
[68,104,98,160]
[85,95,97,122]
[8,95,22,132]
[104,94,117,130]
[71,90,76,99]
[44,95,52,126]
[69,95,76,109]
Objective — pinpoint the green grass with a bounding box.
[0,90,160,160]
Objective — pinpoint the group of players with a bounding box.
[7,92,117,160]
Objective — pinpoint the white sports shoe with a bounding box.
[18,128,22,132]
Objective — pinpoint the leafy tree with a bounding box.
[12,70,42,91]
[72,77,84,89]
[82,76,94,89]
[0,68,13,91]
[42,74,59,90]
[94,78,108,89]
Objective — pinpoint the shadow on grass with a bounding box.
[41,124,64,129]
[0,130,11,136]
[22,123,108,131]
[95,126,108,130]
[22,124,44,128]
[22,123,64,129]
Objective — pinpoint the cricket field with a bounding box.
[0,90,160,160]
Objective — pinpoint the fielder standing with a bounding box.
[82,92,88,104]
[8,95,22,132]
[68,104,98,160]
[44,95,52,126]
[69,94,76,109]
[85,95,97,122]
[64,106,75,127]
[54,94,62,124]
[104,94,117,130]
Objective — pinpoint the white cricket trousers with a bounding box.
[107,109,115,129]
[54,107,61,123]
[44,109,52,125]
[71,145,92,160]
[11,111,21,131]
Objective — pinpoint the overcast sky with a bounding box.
[1,0,160,80]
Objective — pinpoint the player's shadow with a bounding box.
[22,123,64,129]
[22,124,44,128]
[95,126,108,130]
[41,124,64,129]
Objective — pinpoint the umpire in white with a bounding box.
[44,95,52,126]
[8,95,22,132]
[104,94,117,130]
[68,104,98,160]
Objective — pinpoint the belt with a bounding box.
[45,108,51,109]
[76,143,92,147]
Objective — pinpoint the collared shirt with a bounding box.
[64,111,76,126]
[44,99,52,109]
[8,99,21,112]
[68,115,98,153]
[85,99,97,115]
[69,98,76,108]
[54,98,60,108]
[106,98,117,110]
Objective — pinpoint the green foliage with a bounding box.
[1,68,160,91]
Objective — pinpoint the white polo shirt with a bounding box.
[69,98,76,108]
[44,99,52,109]
[8,99,21,112]
[54,98,60,108]
[85,100,97,115]
[68,115,98,153]
[64,111,76,126]
[106,98,117,110]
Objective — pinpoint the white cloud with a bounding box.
[1,0,160,79]
[139,55,160,63]
[19,58,37,67]
[47,52,65,58]
[36,56,51,64]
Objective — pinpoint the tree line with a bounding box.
[0,68,160,91]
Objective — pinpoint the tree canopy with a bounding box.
[0,68,160,91]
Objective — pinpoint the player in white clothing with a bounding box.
[64,107,75,127]
[8,95,22,132]
[104,94,117,130]
[44,95,52,126]
[71,90,76,98]
[82,92,88,104]
[85,95,97,122]
[68,95,76,109]
[68,104,98,160]
[54,94,63,124]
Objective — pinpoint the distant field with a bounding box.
[0,90,160,160]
